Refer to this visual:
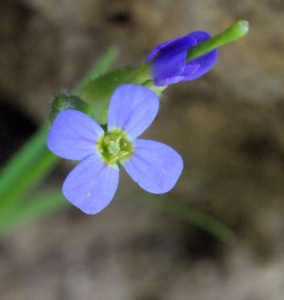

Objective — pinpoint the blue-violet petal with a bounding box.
[47,110,104,160]
[147,35,196,81]
[123,139,183,193]
[154,64,199,86]
[181,31,218,81]
[108,84,159,139]
[62,154,119,214]
[145,36,181,62]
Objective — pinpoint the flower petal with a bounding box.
[190,30,212,44]
[62,154,119,214]
[154,64,199,86]
[47,110,104,160]
[123,139,183,193]
[146,30,218,86]
[147,35,196,82]
[182,50,218,81]
[181,31,218,81]
[108,84,159,139]
[145,36,183,62]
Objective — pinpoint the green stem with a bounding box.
[186,20,249,62]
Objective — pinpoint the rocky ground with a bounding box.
[1,0,284,299]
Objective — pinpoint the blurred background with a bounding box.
[1,0,284,299]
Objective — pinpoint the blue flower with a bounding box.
[145,31,218,87]
[47,84,183,214]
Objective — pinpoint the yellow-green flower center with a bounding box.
[97,129,133,166]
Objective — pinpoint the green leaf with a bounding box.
[0,189,68,236]
[75,46,119,92]
[156,197,236,244]
[131,190,236,244]
[0,124,58,199]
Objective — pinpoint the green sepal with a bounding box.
[78,66,136,124]
[142,80,166,98]
[49,92,93,122]
[78,65,152,125]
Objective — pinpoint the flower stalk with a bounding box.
[186,20,249,62]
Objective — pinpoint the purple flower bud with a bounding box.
[145,31,218,86]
